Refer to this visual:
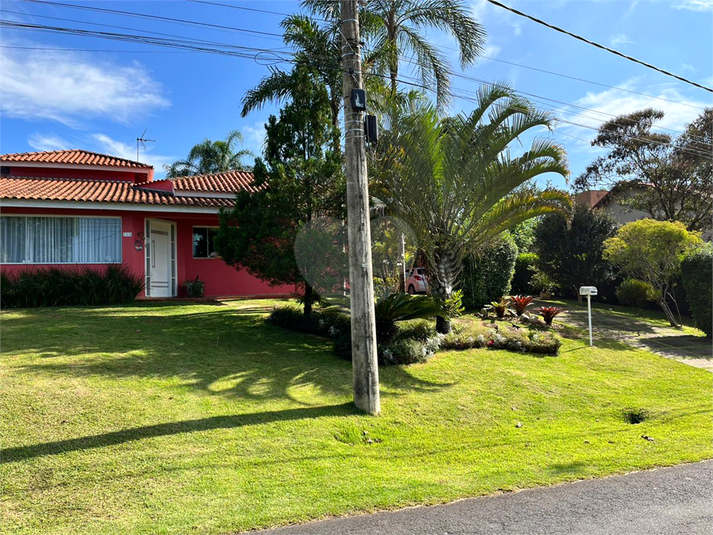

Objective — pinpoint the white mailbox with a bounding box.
[579,286,597,346]
[579,286,598,296]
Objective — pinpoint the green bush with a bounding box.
[183,276,205,298]
[0,266,143,308]
[681,247,712,337]
[379,336,441,365]
[511,253,539,295]
[394,319,436,342]
[441,323,561,355]
[460,236,518,310]
[616,278,658,309]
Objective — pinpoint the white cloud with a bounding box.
[28,134,71,152]
[241,122,266,156]
[680,63,696,73]
[674,0,713,11]
[0,45,170,126]
[92,134,175,177]
[610,34,635,47]
[559,80,709,147]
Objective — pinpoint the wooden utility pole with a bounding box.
[341,0,380,415]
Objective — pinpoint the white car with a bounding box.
[406,267,429,294]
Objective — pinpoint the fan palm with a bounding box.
[370,84,572,332]
[303,0,485,107]
[164,130,252,178]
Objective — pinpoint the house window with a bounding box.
[0,216,122,264]
[192,227,219,258]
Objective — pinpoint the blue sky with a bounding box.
[1,0,711,188]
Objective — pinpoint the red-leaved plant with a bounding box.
[539,306,565,325]
[510,295,534,316]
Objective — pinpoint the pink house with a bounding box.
[0,149,294,298]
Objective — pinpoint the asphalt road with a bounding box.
[258,460,713,535]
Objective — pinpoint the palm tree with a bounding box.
[370,84,572,332]
[241,15,343,129]
[164,130,253,178]
[304,0,486,107]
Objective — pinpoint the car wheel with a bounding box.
[408,285,416,295]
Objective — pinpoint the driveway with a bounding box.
[559,305,712,371]
[258,460,713,535]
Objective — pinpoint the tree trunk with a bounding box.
[303,283,313,316]
[658,298,681,329]
[430,251,459,335]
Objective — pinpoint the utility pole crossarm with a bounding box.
[341,0,380,415]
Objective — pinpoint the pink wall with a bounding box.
[0,206,295,298]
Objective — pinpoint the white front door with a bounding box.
[146,219,176,297]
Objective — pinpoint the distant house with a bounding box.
[0,149,293,298]
[574,187,650,225]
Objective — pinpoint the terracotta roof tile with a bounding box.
[0,150,152,169]
[0,177,234,208]
[172,170,257,193]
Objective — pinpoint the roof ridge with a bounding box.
[171,168,253,181]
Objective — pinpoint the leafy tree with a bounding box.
[535,203,619,303]
[215,69,345,315]
[681,245,712,337]
[164,130,252,178]
[603,219,703,328]
[304,0,486,107]
[460,235,518,310]
[575,108,713,231]
[371,84,571,332]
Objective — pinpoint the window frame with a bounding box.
[191,225,220,259]
[0,214,123,265]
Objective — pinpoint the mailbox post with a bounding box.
[579,286,598,347]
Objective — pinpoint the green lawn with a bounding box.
[1,300,711,535]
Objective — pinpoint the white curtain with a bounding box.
[0,216,121,264]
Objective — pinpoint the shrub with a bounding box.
[460,236,518,310]
[379,336,442,366]
[443,289,465,318]
[395,319,436,342]
[511,253,539,295]
[486,297,511,319]
[616,278,658,310]
[510,295,534,316]
[0,266,143,308]
[538,306,565,325]
[441,323,561,355]
[374,292,443,344]
[681,247,712,337]
[183,276,205,298]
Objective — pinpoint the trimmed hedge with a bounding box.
[1,266,143,308]
[681,248,712,337]
[511,253,539,295]
[460,237,518,310]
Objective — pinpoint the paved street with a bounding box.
[259,460,713,535]
[560,305,712,371]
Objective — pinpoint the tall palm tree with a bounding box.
[241,15,343,130]
[164,130,253,178]
[303,0,486,107]
[370,84,571,332]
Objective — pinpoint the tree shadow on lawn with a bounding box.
[1,402,358,464]
[6,303,452,403]
[636,335,712,360]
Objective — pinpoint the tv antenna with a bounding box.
[136,129,155,162]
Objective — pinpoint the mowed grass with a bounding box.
[1,300,711,535]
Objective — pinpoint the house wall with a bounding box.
[0,206,294,298]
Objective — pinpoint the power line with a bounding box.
[475,54,707,112]
[186,0,327,22]
[0,8,291,51]
[4,16,708,157]
[23,0,286,40]
[486,0,713,94]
